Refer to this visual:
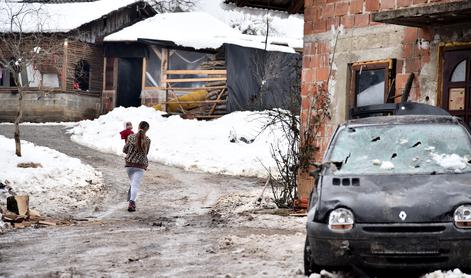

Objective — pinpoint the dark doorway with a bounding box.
[117,58,142,107]
[442,48,471,125]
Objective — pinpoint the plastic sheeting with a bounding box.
[225,43,301,113]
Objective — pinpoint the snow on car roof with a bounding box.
[0,0,142,33]
[104,12,300,53]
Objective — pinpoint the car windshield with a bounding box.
[328,123,471,175]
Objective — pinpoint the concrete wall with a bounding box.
[298,0,471,202]
[0,91,101,122]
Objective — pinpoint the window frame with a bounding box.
[74,59,91,91]
[348,60,396,111]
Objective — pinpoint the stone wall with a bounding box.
[0,90,100,122]
[299,0,471,202]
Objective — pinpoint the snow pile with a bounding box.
[424,269,471,278]
[68,106,288,178]
[431,153,468,171]
[0,135,104,215]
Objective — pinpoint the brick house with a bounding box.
[0,0,155,122]
[227,0,471,204]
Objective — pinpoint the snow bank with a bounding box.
[68,106,288,178]
[0,135,104,215]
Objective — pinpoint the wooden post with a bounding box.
[101,57,107,113]
[161,48,169,112]
[62,39,68,91]
[7,195,29,216]
[113,58,118,108]
[141,57,147,106]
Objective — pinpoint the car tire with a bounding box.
[304,236,322,276]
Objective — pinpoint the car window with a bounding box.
[328,123,471,175]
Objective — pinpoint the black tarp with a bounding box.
[225,43,301,113]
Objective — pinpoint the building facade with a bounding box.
[297,0,471,202]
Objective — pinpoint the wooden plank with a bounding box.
[102,57,107,95]
[163,77,226,83]
[196,115,223,119]
[163,86,226,91]
[143,86,226,91]
[161,48,169,111]
[161,100,226,104]
[62,39,68,91]
[165,70,227,75]
[209,88,226,115]
[141,57,147,89]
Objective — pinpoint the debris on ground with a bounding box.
[17,162,43,168]
[1,207,65,230]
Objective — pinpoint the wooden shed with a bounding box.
[102,12,302,119]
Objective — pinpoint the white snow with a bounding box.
[197,0,303,41]
[0,0,140,33]
[399,138,408,145]
[0,135,104,215]
[380,161,395,170]
[372,159,381,166]
[68,106,287,178]
[431,153,468,171]
[424,269,471,278]
[105,11,301,53]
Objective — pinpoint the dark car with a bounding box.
[304,115,471,275]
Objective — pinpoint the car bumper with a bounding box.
[306,221,471,270]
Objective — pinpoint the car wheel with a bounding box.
[304,236,321,276]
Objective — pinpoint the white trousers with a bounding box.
[126,167,144,202]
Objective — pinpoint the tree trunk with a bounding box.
[14,87,23,157]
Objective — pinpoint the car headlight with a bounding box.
[454,205,471,229]
[328,208,354,231]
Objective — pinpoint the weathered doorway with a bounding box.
[442,48,471,125]
[117,58,142,107]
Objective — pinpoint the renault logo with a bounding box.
[399,211,407,221]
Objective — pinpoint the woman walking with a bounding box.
[123,121,151,212]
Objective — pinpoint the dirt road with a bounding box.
[0,125,305,277]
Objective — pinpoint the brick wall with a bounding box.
[66,41,104,94]
[299,0,469,203]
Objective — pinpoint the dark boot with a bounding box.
[128,200,136,212]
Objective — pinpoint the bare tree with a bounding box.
[148,0,197,13]
[0,1,64,156]
[257,25,339,208]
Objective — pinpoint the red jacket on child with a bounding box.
[120,129,134,142]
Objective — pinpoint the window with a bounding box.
[0,66,12,87]
[349,60,395,112]
[441,48,471,126]
[74,60,90,91]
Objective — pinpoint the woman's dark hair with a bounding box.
[137,121,150,152]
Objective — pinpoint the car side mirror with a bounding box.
[309,162,323,178]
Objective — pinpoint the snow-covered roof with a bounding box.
[105,12,301,53]
[0,0,143,33]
